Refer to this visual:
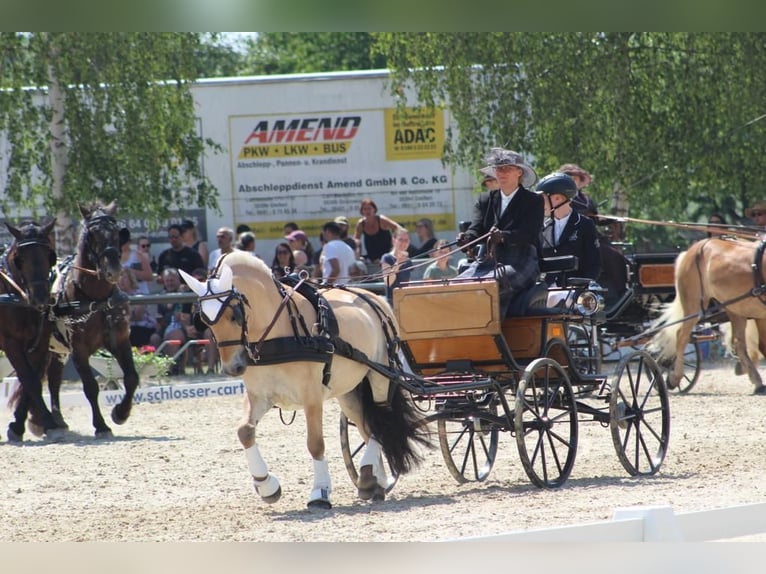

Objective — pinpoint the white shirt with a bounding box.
[322,239,357,283]
[499,187,519,216]
[553,212,572,244]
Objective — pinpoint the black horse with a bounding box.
[24,201,140,438]
[1,219,61,442]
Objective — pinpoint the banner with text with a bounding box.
[229,107,456,239]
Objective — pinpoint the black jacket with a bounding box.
[540,211,601,285]
[464,187,544,263]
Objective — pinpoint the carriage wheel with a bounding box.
[339,413,399,493]
[663,341,701,394]
[610,350,670,476]
[435,400,500,484]
[566,324,602,375]
[514,358,578,488]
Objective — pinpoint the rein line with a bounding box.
[0,269,29,302]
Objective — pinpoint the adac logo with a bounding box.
[239,116,361,159]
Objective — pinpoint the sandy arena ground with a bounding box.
[2,361,766,542]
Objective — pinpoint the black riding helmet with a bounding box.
[535,172,577,200]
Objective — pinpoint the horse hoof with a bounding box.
[45,428,66,442]
[261,486,282,504]
[111,408,129,426]
[357,465,379,501]
[27,421,45,438]
[307,498,332,510]
[52,413,69,430]
[753,386,766,395]
[95,429,114,439]
[7,428,23,444]
[371,487,386,502]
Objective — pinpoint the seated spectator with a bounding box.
[151,267,200,375]
[208,226,234,271]
[381,228,413,305]
[285,229,316,267]
[235,231,258,257]
[410,218,438,258]
[119,268,158,347]
[156,223,204,278]
[180,219,209,268]
[320,221,356,284]
[333,215,358,251]
[120,227,154,294]
[423,240,458,280]
[271,242,296,278]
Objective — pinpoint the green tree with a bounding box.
[240,33,386,75]
[374,33,766,249]
[0,32,220,252]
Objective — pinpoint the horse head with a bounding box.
[181,264,251,376]
[78,200,122,284]
[5,218,57,309]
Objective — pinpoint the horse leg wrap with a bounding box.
[307,458,333,508]
[253,474,282,503]
[358,438,387,500]
[245,444,281,502]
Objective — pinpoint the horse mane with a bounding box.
[218,250,273,279]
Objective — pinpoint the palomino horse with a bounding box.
[650,237,766,394]
[1,219,61,442]
[18,201,140,437]
[180,252,428,508]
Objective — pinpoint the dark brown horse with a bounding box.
[27,201,140,437]
[650,237,766,395]
[1,219,61,442]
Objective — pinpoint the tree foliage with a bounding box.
[240,33,386,75]
[374,33,766,248]
[0,32,221,223]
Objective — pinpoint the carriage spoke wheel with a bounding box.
[610,350,670,476]
[435,400,500,484]
[662,341,701,394]
[514,358,578,489]
[339,414,399,493]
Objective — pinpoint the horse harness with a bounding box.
[199,274,403,388]
[690,238,766,322]
[0,233,56,306]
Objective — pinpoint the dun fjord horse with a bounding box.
[650,237,766,394]
[180,251,428,508]
[28,201,139,437]
[1,219,61,442]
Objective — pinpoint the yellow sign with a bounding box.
[384,107,445,161]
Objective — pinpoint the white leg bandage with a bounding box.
[360,436,382,468]
[245,444,268,478]
[312,457,332,492]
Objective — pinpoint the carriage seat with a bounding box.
[505,281,553,317]
[539,255,578,274]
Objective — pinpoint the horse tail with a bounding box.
[356,376,432,476]
[647,250,689,361]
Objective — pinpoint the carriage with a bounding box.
[596,246,720,393]
[339,261,671,491]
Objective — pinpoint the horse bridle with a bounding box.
[197,286,254,359]
[1,235,56,302]
[198,272,311,364]
[77,214,119,279]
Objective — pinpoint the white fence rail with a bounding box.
[448,503,766,542]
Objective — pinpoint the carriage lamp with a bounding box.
[576,289,605,316]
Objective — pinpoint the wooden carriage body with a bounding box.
[393,280,575,377]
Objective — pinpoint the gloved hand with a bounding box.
[456,232,468,247]
[488,226,506,244]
